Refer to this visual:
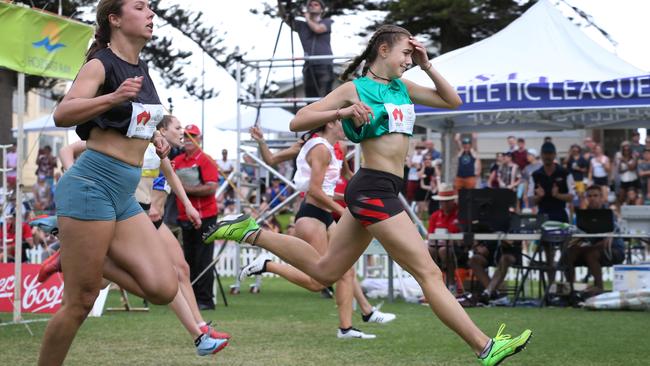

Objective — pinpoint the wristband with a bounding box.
[335,107,341,121]
[420,61,432,71]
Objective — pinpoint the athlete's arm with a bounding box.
[307,145,345,217]
[341,158,353,180]
[160,158,201,228]
[59,141,87,171]
[53,59,142,127]
[290,82,373,132]
[250,126,302,165]
[402,70,462,110]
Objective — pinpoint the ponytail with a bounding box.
[85,0,124,61]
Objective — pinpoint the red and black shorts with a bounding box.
[345,168,405,227]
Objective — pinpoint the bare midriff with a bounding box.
[360,133,410,178]
[86,127,150,167]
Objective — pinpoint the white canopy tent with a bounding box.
[214,106,294,133]
[10,113,74,134]
[402,0,650,178]
[403,0,650,133]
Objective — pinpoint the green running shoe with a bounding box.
[478,324,532,366]
[203,214,260,244]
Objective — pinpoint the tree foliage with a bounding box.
[0,0,240,149]
[257,0,532,55]
[6,0,240,100]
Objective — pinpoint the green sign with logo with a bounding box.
[0,3,93,80]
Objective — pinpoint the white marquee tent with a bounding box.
[214,106,294,133]
[403,0,650,133]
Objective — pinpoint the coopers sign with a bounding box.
[0,264,63,314]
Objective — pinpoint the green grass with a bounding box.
[1,277,647,365]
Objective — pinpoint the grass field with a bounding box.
[1,277,647,365]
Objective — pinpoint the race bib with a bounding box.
[385,103,415,135]
[126,103,165,139]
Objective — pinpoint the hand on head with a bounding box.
[408,36,429,68]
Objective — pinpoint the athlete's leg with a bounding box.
[160,223,204,326]
[107,213,178,305]
[38,218,114,366]
[102,257,200,338]
[295,218,355,329]
[352,276,374,315]
[250,209,373,286]
[335,268,356,329]
[367,212,490,354]
[264,262,327,291]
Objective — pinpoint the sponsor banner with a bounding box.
[0,2,93,79]
[0,263,63,314]
[415,75,650,114]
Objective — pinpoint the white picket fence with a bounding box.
[25,243,614,284]
[211,242,613,283]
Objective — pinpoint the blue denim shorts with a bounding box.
[55,149,143,221]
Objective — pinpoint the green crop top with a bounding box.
[342,76,415,143]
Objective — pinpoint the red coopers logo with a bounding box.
[392,108,404,122]
[0,264,63,314]
[137,110,151,125]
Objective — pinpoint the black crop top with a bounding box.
[75,48,164,141]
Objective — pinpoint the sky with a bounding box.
[145,0,650,156]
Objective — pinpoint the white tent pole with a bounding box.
[1,144,9,263]
[233,55,243,292]
[443,128,452,184]
[13,72,25,323]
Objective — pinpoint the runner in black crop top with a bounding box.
[76,48,163,141]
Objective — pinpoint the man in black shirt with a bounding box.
[278,0,334,98]
[531,142,574,223]
[530,142,574,286]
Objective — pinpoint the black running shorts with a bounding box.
[295,202,334,228]
[345,168,405,227]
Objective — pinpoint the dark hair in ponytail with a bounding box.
[340,25,412,82]
[86,0,124,61]
[158,115,176,130]
[300,124,328,142]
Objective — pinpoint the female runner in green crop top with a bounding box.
[209,24,532,365]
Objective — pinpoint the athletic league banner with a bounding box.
[0,2,93,80]
[0,263,63,314]
[415,75,650,115]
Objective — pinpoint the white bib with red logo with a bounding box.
[384,103,415,135]
[126,103,165,139]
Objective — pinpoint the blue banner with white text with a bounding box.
[415,75,650,114]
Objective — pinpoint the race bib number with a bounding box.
[126,103,165,139]
[385,103,415,135]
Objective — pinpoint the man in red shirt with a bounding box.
[427,184,466,293]
[1,207,34,263]
[511,138,529,171]
[172,125,219,310]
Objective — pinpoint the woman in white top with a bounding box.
[242,124,395,339]
[615,141,639,204]
[588,144,611,200]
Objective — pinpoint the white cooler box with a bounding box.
[613,265,650,292]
